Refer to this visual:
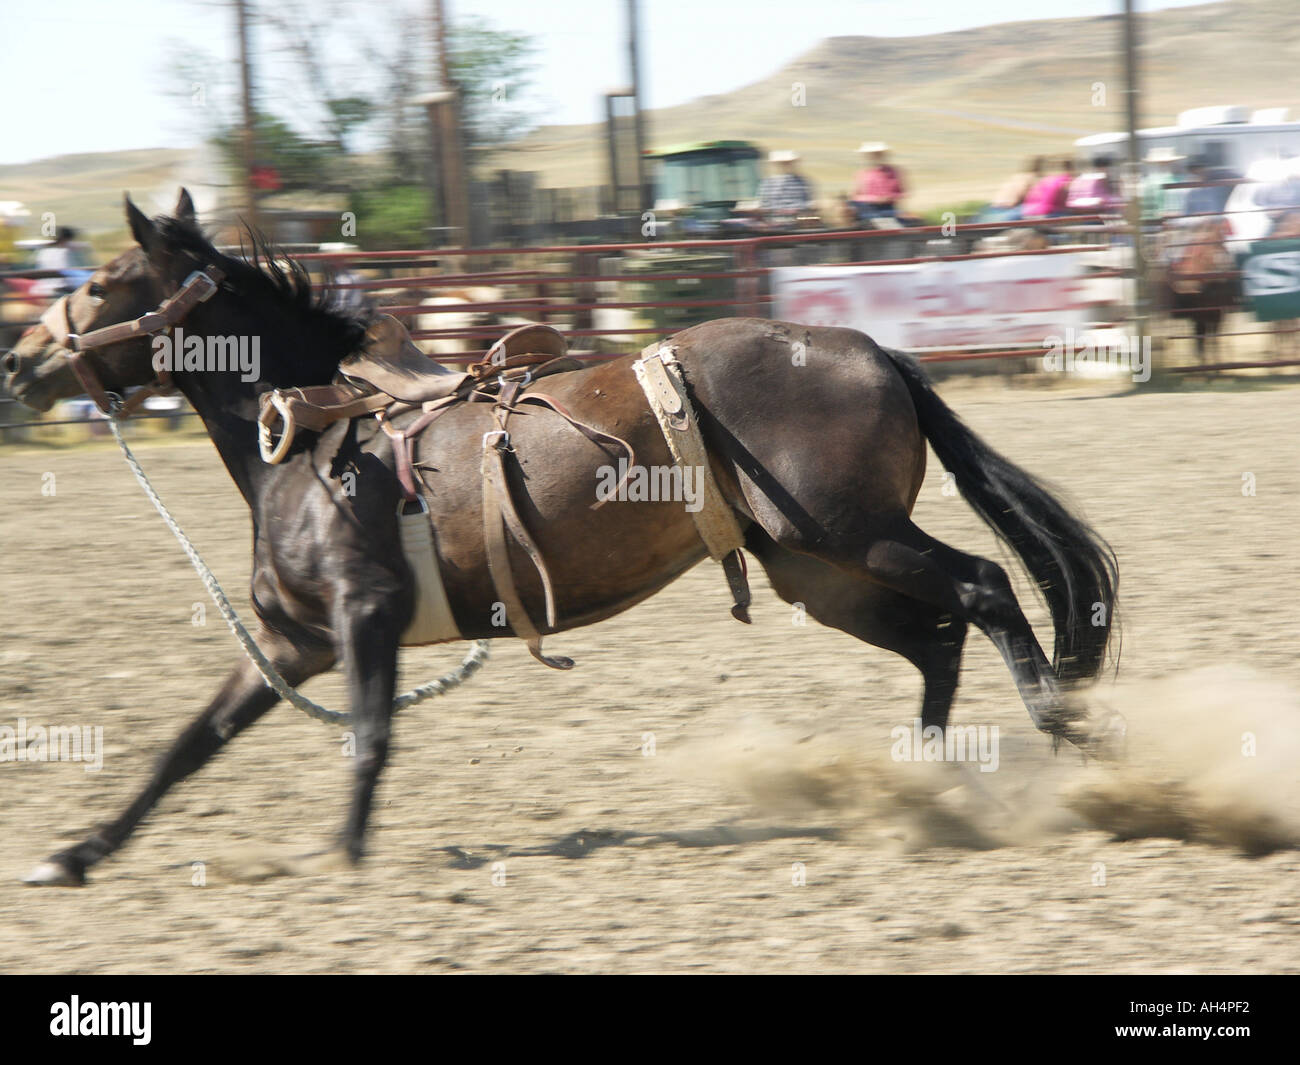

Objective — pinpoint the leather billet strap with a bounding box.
[723,549,752,624]
[378,394,466,499]
[480,379,563,670]
[481,427,574,672]
[473,378,640,670]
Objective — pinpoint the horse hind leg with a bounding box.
[748,531,967,733]
[778,517,1099,749]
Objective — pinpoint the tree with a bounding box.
[166,1,541,242]
[210,113,340,192]
[446,16,540,159]
[251,1,540,179]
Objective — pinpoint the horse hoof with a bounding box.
[22,859,85,887]
[290,849,355,875]
[1089,709,1128,762]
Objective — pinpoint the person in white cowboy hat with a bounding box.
[758,149,813,222]
[1141,145,1188,220]
[849,141,906,223]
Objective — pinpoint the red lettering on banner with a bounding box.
[788,286,852,326]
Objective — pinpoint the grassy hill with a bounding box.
[4,0,1300,244]
[0,149,203,254]
[496,0,1300,212]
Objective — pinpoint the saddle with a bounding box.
[256,316,628,669]
[257,317,582,457]
[339,313,470,402]
[256,318,751,669]
[339,317,578,401]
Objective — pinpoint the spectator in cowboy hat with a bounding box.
[849,142,906,222]
[1141,146,1187,220]
[759,150,813,222]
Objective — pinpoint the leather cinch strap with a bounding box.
[634,343,752,624]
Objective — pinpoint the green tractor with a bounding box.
[647,140,762,236]
[592,142,763,351]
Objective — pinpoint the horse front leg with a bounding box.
[335,599,403,865]
[24,628,335,886]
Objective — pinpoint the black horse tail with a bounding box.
[879,344,1119,685]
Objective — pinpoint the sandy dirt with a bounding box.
[1,381,1298,974]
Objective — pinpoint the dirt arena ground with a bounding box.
[1,380,1298,974]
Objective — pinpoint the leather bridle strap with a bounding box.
[44,267,226,353]
[67,350,118,415]
[39,266,225,415]
[37,296,121,412]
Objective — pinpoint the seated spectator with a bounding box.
[1066,156,1122,214]
[1182,157,1236,218]
[1021,158,1075,218]
[988,156,1044,219]
[1140,147,1187,221]
[34,226,88,271]
[759,150,813,222]
[849,142,906,222]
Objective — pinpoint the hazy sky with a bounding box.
[3,0,1213,165]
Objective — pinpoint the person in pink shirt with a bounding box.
[1065,156,1122,214]
[849,142,906,222]
[1021,158,1075,218]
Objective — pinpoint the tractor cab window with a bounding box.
[658,149,760,208]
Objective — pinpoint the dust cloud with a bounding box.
[674,666,1300,856]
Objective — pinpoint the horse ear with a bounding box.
[174,188,197,225]
[125,194,159,253]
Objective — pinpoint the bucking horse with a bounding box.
[2,191,1121,884]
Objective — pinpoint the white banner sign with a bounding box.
[771,252,1095,350]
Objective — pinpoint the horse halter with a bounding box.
[38,266,226,415]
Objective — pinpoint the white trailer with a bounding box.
[1075,106,1300,173]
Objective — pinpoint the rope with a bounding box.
[106,411,490,726]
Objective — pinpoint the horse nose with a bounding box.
[2,350,18,376]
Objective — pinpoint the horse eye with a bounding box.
[87,282,106,301]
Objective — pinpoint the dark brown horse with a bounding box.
[3,192,1119,885]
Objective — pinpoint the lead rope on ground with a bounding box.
[107,411,490,727]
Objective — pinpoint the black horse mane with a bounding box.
[156,216,371,385]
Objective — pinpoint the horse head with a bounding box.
[2,190,198,411]
[5,187,365,412]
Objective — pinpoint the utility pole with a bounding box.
[235,0,260,233]
[432,0,450,88]
[422,0,470,244]
[627,0,648,212]
[1122,0,1149,350]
